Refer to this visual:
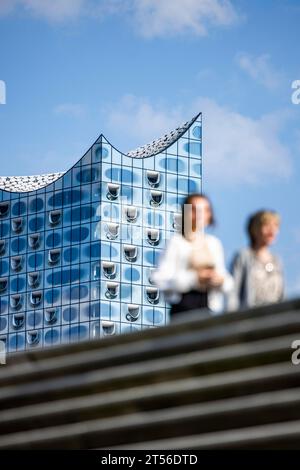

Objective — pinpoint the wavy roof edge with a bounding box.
[0,112,201,193]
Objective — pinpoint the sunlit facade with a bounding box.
[0,113,202,352]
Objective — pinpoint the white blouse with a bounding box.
[152,233,233,314]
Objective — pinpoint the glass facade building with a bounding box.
[0,113,202,353]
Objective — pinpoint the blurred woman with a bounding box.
[153,193,233,316]
[229,210,284,310]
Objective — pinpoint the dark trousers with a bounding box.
[170,289,208,316]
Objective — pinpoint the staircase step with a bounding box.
[2,309,299,388]
[0,332,295,410]
[111,419,300,450]
[0,362,299,435]
[1,387,300,449]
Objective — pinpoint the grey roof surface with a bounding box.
[0,114,200,192]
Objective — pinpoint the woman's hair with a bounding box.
[247,210,280,247]
[181,193,215,237]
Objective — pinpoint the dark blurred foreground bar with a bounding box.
[1,299,300,449]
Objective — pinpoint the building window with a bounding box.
[48,249,61,265]
[0,277,8,292]
[0,240,5,256]
[101,320,115,336]
[28,233,40,249]
[126,304,140,322]
[10,294,22,310]
[49,210,61,226]
[30,290,42,307]
[105,282,119,299]
[11,217,23,233]
[148,268,156,285]
[105,222,119,240]
[145,286,159,304]
[172,212,182,231]
[45,308,58,324]
[146,228,159,246]
[146,170,160,187]
[0,202,9,218]
[150,190,163,206]
[125,206,138,223]
[102,261,116,279]
[11,256,23,272]
[123,244,137,262]
[28,272,40,288]
[27,330,40,346]
[106,183,120,200]
[12,313,25,329]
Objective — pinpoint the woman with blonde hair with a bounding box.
[229,209,284,310]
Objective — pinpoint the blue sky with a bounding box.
[0,0,300,297]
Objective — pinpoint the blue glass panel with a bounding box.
[0,316,7,331]
[160,157,184,173]
[192,161,201,176]
[105,167,132,183]
[144,309,164,324]
[46,232,61,248]
[0,223,9,238]
[12,201,26,216]
[63,306,78,322]
[94,145,109,161]
[11,237,26,253]
[124,266,140,282]
[184,142,201,156]
[9,333,25,351]
[29,216,44,232]
[89,301,101,319]
[29,197,44,212]
[65,227,89,243]
[28,253,43,269]
[48,189,82,207]
[67,324,87,340]
[45,328,60,344]
[10,277,26,292]
[45,289,60,304]
[188,178,200,193]
[77,167,99,184]
[144,249,160,265]
[0,297,8,314]
[178,178,189,193]
[0,260,9,275]
[147,212,164,227]
[70,284,88,301]
[120,284,131,299]
[71,205,95,222]
[63,247,79,263]
[192,125,201,139]
[47,267,81,286]
[27,311,42,328]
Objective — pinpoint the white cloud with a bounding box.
[197,97,292,184]
[53,103,86,118]
[104,94,293,186]
[236,53,282,90]
[129,0,240,38]
[105,94,184,145]
[0,0,240,35]
[0,0,86,21]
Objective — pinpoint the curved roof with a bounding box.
[0,172,65,193]
[126,113,199,158]
[0,113,200,193]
